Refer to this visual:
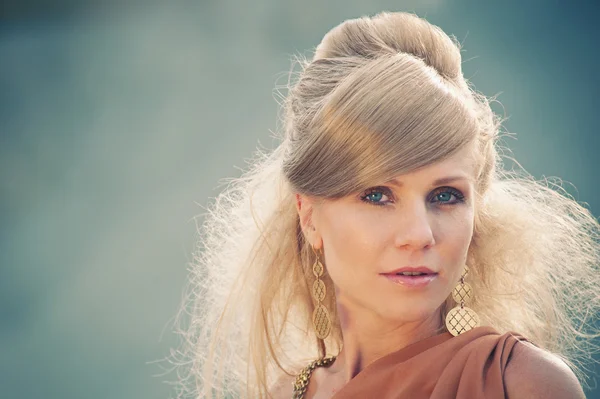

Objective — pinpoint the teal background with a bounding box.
[1,1,598,398]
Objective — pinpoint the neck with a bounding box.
[328,300,445,383]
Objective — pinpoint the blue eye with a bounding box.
[367,192,383,202]
[436,192,452,202]
[360,187,392,206]
[430,187,465,205]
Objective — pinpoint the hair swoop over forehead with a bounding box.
[282,12,499,199]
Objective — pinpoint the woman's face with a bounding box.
[301,145,476,327]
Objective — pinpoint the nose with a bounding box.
[393,202,436,249]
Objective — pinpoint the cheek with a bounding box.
[320,207,391,279]
[434,208,474,261]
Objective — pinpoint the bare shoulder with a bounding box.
[269,373,295,399]
[505,340,586,399]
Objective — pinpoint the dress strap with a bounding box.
[292,356,337,399]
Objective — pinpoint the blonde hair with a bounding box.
[168,11,600,398]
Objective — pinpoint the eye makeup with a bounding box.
[359,186,466,207]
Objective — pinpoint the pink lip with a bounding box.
[381,266,438,274]
[380,266,438,288]
[381,273,438,288]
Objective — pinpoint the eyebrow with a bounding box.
[387,175,472,187]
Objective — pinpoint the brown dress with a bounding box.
[330,325,533,399]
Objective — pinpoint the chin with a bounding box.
[377,302,438,323]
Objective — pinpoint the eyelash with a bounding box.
[359,186,466,207]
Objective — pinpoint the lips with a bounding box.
[380,266,439,288]
[381,266,438,275]
[382,273,438,288]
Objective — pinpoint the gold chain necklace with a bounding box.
[292,356,337,399]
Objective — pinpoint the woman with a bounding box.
[172,11,599,399]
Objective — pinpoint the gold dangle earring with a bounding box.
[445,265,480,336]
[311,246,331,340]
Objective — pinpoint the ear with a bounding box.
[295,193,323,250]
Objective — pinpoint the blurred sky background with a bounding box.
[1,0,599,398]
